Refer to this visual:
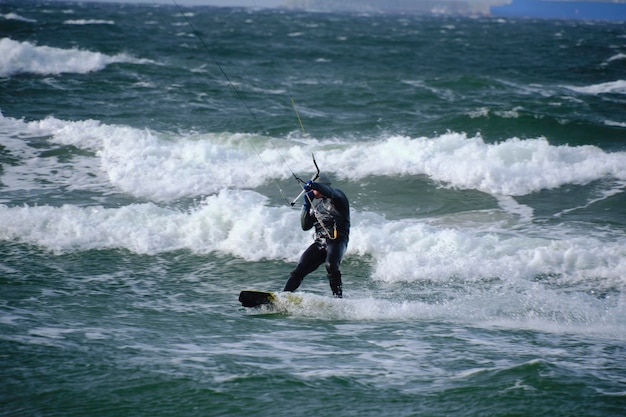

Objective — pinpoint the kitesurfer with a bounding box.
[283,174,350,298]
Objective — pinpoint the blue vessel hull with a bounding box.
[491,0,626,21]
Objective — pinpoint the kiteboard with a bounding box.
[239,290,312,313]
[239,290,276,308]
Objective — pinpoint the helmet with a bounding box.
[316,173,332,185]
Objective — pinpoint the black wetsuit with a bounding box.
[283,183,350,297]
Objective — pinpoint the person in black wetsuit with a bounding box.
[283,174,350,298]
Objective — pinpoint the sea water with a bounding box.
[1,1,625,416]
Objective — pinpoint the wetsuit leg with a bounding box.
[325,238,347,298]
[283,241,326,292]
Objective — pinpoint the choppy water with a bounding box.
[1,1,625,416]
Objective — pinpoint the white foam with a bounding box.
[467,107,522,119]
[0,191,308,259]
[364,219,626,289]
[2,113,626,202]
[0,116,111,198]
[494,195,534,222]
[0,38,152,77]
[0,191,624,291]
[249,289,625,339]
[606,119,626,128]
[1,13,36,23]
[325,133,626,196]
[607,53,626,63]
[565,80,626,95]
[554,180,626,218]
[63,19,115,25]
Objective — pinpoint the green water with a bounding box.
[1,1,625,416]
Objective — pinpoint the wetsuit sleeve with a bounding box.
[301,205,315,231]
